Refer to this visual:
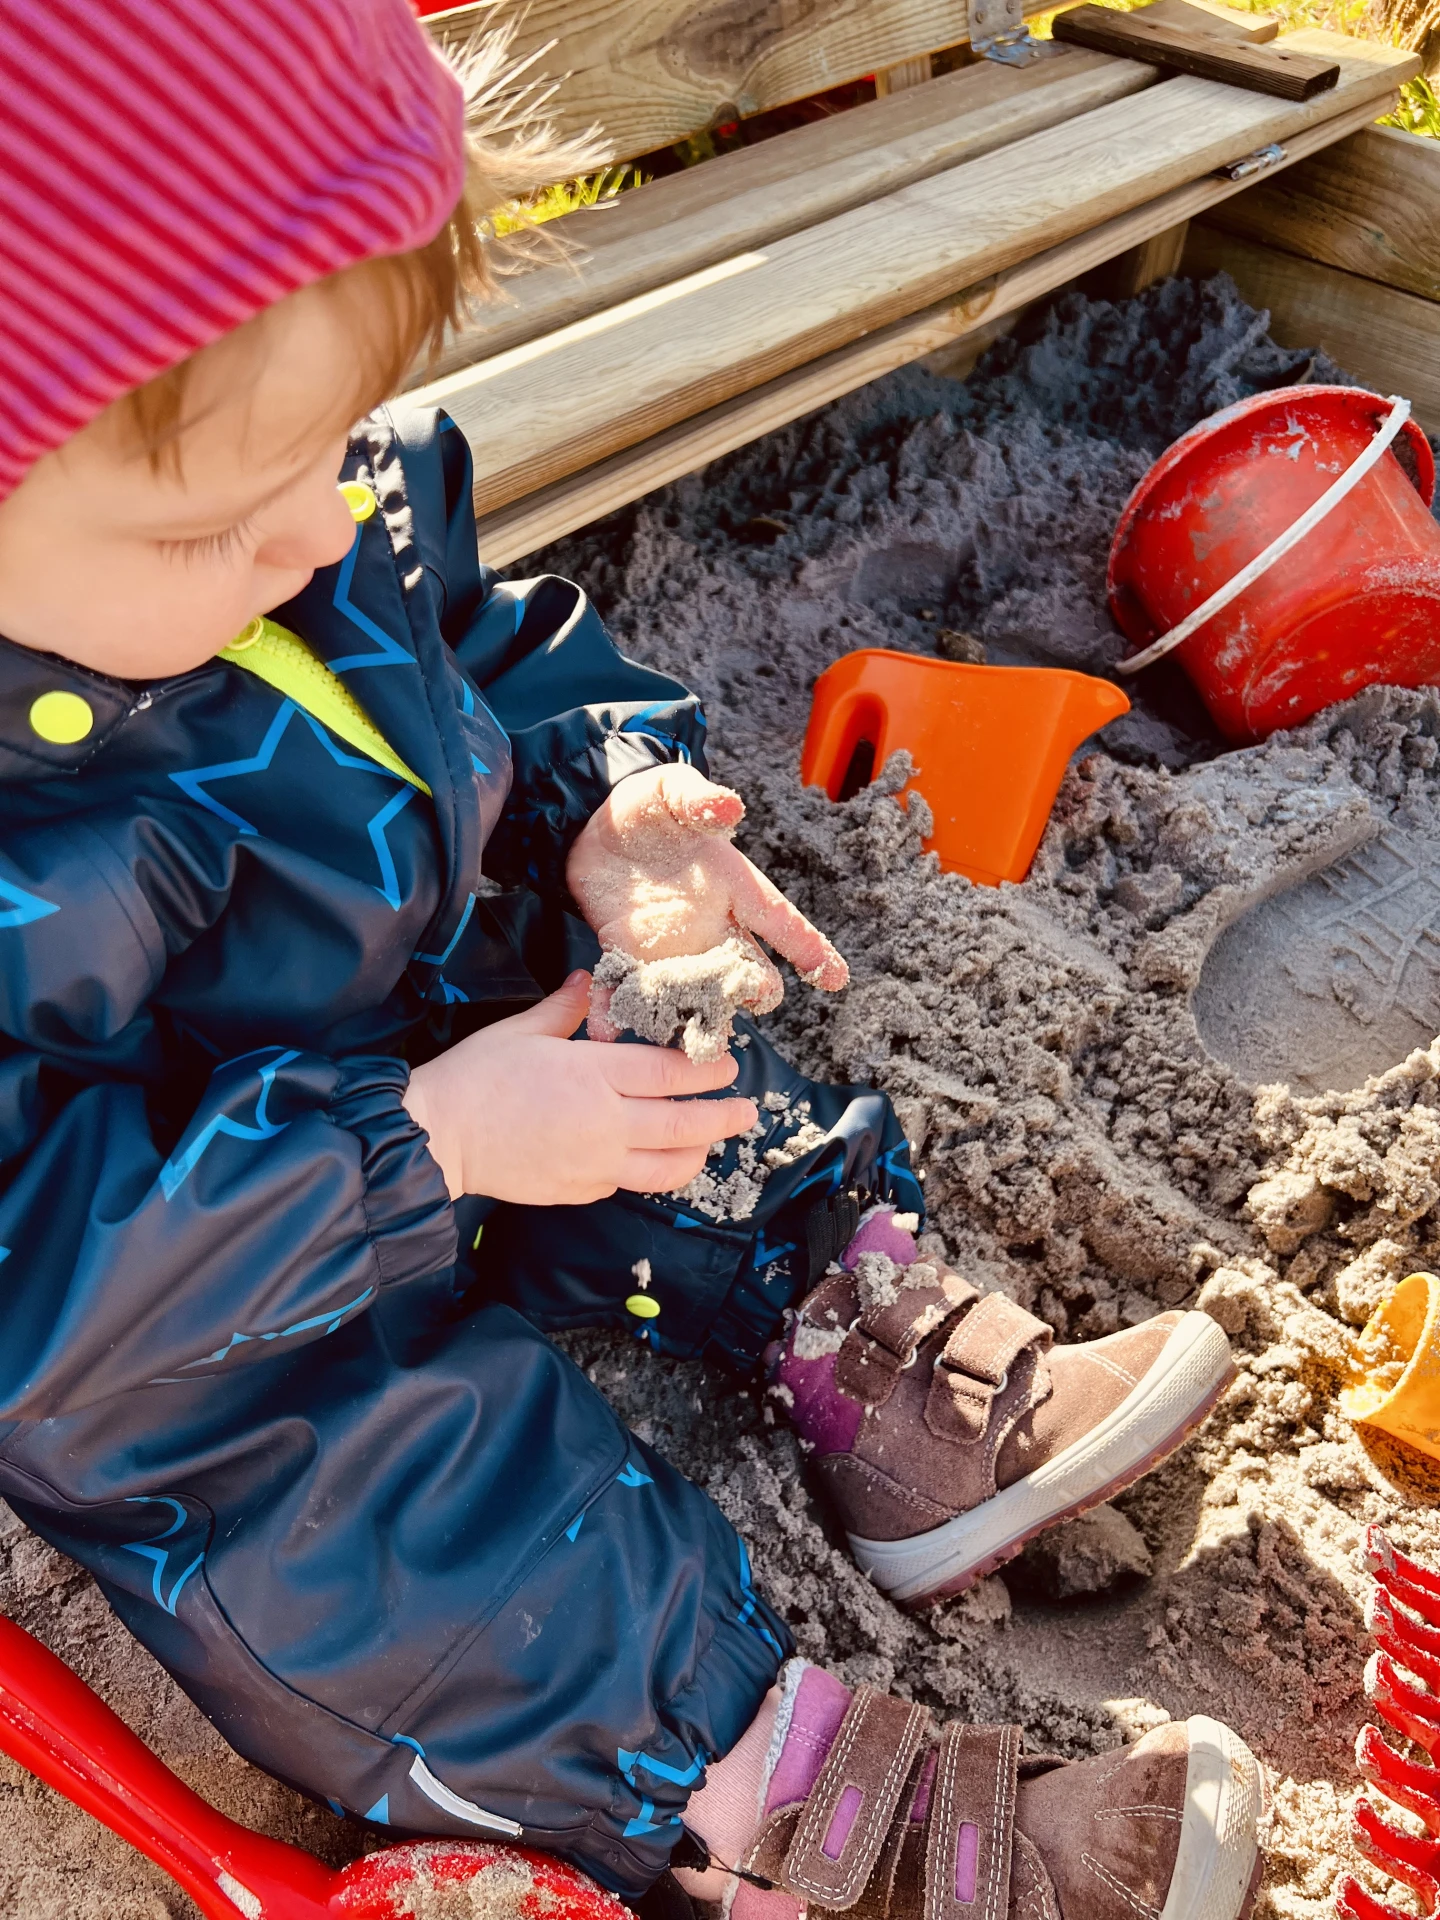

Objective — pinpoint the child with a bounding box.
[0,4,1263,1916]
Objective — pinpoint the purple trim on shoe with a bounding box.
[776,1208,919,1459]
[730,1880,804,1920]
[911,1750,937,1825]
[767,1667,852,1815]
[957,1820,980,1900]
[777,1349,864,1456]
[841,1206,919,1271]
[823,1784,865,1861]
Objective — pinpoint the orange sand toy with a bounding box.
[801,649,1130,886]
[1341,1272,1440,1463]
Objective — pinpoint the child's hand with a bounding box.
[566,765,848,1040]
[401,971,757,1204]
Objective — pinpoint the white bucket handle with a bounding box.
[1115,394,1414,676]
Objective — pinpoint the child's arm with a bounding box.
[394,407,709,900]
[392,407,848,1037]
[0,1016,454,1420]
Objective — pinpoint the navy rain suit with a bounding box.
[0,404,921,1899]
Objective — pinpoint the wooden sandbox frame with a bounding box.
[410,0,1436,568]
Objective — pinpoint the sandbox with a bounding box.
[4,273,1439,1920]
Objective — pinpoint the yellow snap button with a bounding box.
[341,480,377,523]
[29,690,94,745]
[626,1294,661,1321]
[228,617,264,652]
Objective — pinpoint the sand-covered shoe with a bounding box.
[708,1664,1262,1920]
[774,1212,1234,1606]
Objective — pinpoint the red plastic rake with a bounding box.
[0,1614,628,1919]
[1336,1528,1440,1920]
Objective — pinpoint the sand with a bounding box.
[374,1841,625,1918]
[5,273,1440,1920]
[592,935,782,1061]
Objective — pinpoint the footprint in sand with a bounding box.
[1193,824,1440,1095]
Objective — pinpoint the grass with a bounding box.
[490,165,641,237]
[1385,67,1440,128]
[495,0,1439,232]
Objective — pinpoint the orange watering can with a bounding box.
[800,649,1130,886]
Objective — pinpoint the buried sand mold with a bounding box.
[6,275,1440,1919]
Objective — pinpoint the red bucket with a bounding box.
[1108,385,1440,743]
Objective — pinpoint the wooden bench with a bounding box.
[411,0,1425,566]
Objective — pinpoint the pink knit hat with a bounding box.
[0,0,466,501]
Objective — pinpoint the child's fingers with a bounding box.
[728,857,850,991]
[586,980,622,1043]
[494,971,593,1037]
[614,764,744,840]
[735,936,786,1017]
[661,766,745,837]
[594,1043,740,1099]
[617,1145,724,1194]
[623,1094,757,1152]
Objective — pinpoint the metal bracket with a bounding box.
[970,0,1059,64]
[1216,142,1287,182]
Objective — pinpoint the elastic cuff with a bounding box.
[330,1056,456,1286]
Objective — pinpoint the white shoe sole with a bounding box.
[848,1310,1234,1606]
[1162,1717,1264,1920]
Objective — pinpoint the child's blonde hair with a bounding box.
[124,22,600,467]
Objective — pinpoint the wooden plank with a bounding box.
[1142,0,1281,43]
[1202,125,1440,302]
[1051,6,1339,98]
[918,311,1028,383]
[427,0,1006,161]
[1183,225,1440,429]
[469,94,1387,565]
[413,32,1416,519]
[1092,219,1192,298]
[876,54,936,94]
[419,49,1156,378]
[473,295,1007,564]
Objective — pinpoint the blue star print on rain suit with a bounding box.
[0,405,920,1900]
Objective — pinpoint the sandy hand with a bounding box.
[566,764,849,1045]
[401,972,758,1203]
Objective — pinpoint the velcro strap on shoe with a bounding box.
[925,1294,1053,1445]
[803,1190,863,1287]
[835,1271,980,1409]
[923,1723,1021,1920]
[784,1685,931,1909]
[848,1747,933,1920]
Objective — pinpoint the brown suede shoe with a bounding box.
[774,1215,1234,1607]
[737,1683,1262,1920]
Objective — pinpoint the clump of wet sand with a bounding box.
[593,935,781,1061]
[376,1841,625,1919]
[5,274,1439,1920]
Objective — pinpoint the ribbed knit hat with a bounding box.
[0,0,466,502]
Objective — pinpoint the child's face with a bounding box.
[0,283,364,682]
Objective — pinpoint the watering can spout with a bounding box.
[1061,676,1131,753]
[802,651,1131,887]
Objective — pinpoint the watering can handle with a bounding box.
[1116,395,1413,675]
